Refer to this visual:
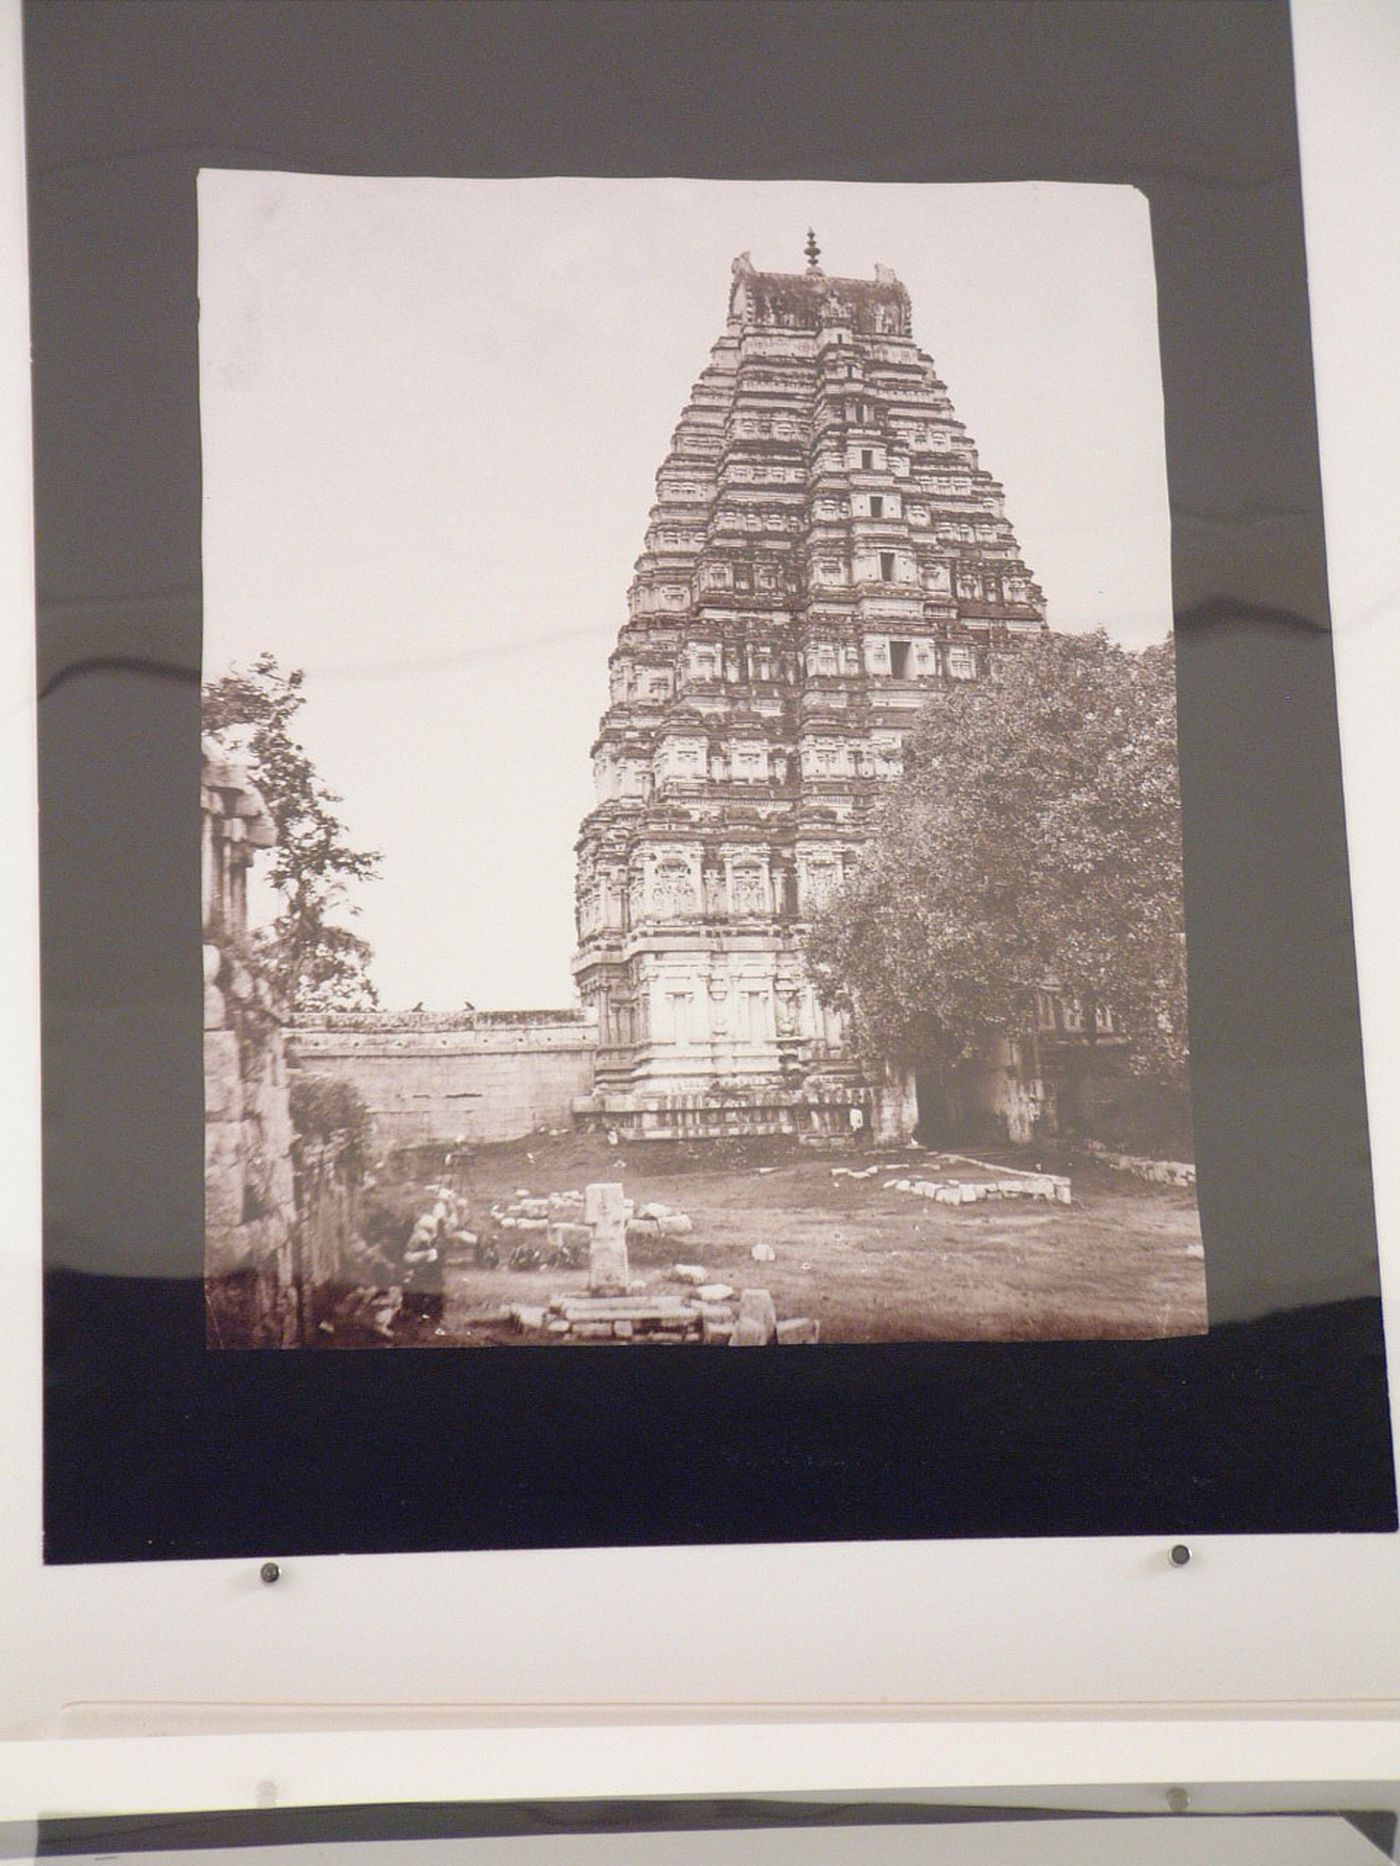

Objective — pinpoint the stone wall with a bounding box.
[204,941,300,1344]
[288,1010,599,1149]
[202,736,302,1344]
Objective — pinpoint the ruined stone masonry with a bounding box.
[202,737,300,1344]
[572,244,1046,1140]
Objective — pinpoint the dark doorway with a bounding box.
[914,1066,957,1146]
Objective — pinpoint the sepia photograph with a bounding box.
[199,175,1205,1351]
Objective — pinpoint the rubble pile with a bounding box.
[490,1188,697,1267]
[408,1183,479,1263]
[502,1180,818,1346]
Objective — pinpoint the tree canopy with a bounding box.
[805,629,1189,1081]
[203,653,382,1012]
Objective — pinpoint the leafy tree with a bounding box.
[806,629,1189,1093]
[203,653,381,1012]
[288,1072,374,1178]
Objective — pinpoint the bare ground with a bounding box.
[384,1129,1207,1346]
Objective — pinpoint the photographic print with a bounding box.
[200,176,1205,1352]
[33,1,1394,1567]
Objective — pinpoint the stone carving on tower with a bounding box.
[572,244,1046,1138]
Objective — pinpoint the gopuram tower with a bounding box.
[572,239,1046,1140]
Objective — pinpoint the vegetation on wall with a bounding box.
[203,652,381,1012]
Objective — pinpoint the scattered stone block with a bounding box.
[626,1216,662,1243]
[658,1213,694,1238]
[572,1321,616,1340]
[547,1318,572,1334]
[512,1305,548,1331]
[673,1264,709,1285]
[703,1319,735,1345]
[691,1299,736,1322]
[517,1198,550,1220]
[776,1317,820,1345]
[549,1221,593,1252]
[696,1283,734,1302]
[751,1243,776,1263]
[731,1288,777,1346]
[613,1320,635,1339]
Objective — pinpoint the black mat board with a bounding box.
[24,0,1396,1562]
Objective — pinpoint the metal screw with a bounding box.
[259,1560,281,1585]
[1165,1786,1190,1814]
[1169,1543,1191,1567]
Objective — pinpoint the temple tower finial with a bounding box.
[804,227,821,271]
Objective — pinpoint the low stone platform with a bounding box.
[509,1288,820,1347]
[574,1080,873,1143]
[883,1154,1072,1207]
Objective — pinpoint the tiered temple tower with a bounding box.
[572,242,1047,1139]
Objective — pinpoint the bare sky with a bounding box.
[199,174,1171,1012]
